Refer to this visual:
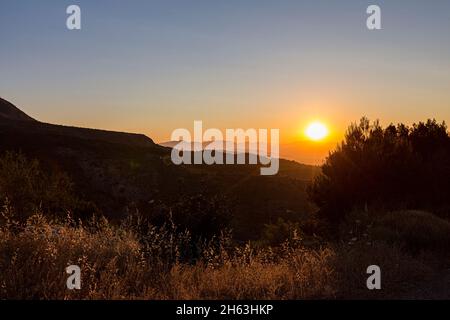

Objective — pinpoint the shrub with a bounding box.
[333,243,433,299]
[371,210,450,252]
[0,151,94,220]
[261,218,302,246]
[145,195,233,240]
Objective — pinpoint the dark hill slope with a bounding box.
[0,97,175,214]
[0,97,36,122]
[0,97,155,148]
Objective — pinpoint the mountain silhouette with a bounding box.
[0,97,36,122]
[0,97,155,148]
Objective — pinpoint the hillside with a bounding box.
[0,97,156,148]
[0,97,319,239]
[0,98,35,122]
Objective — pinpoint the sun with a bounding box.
[305,122,329,141]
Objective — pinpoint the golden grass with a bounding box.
[0,211,435,300]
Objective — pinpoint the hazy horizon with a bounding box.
[2,0,450,164]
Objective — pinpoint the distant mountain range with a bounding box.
[159,140,272,162]
[160,138,334,165]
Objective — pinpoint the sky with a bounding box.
[1,0,450,164]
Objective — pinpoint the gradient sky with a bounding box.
[1,0,450,164]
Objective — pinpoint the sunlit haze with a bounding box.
[1,0,450,165]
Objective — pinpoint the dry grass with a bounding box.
[0,209,437,300]
[160,247,336,299]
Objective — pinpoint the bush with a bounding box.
[144,194,233,240]
[371,210,450,252]
[0,151,96,220]
[333,242,433,299]
[261,218,302,246]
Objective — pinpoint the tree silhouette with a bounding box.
[308,118,450,223]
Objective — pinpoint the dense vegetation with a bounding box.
[309,118,450,223]
[1,117,450,299]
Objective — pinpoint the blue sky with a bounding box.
[1,0,450,146]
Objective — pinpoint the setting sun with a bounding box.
[305,122,329,141]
